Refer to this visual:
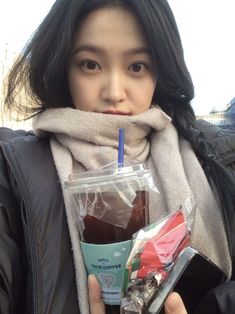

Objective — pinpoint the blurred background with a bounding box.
[0,0,234,129]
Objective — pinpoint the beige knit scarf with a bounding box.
[33,107,231,314]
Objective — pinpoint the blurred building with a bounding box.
[226,97,235,125]
[197,97,235,126]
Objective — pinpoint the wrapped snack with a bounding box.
[121,197,196,313]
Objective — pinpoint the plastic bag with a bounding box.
[121,196,196,313]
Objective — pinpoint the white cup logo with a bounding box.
[99,273,116,288]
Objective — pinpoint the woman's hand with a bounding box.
[88,274,187,314]
[88,274,105,314]
[164,292,188,314]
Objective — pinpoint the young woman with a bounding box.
[1,0,235,313]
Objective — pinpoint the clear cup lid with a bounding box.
[65,160,150,188]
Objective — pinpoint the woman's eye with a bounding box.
[80,60,101,71]
[129,63,147,73]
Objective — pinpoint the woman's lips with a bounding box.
[101,110,131,115]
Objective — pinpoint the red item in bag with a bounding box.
[137,209,190,278]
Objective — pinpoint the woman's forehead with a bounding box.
[73,6,148,52]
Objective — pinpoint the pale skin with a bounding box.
[68,6,188,313]
[68,6,156,115]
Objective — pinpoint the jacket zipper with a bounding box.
[3,145,40,314]
[23,198,40,314]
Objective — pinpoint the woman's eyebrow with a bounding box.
[72,45,103,55]
[72,45,150,56]
[124,47,150,56]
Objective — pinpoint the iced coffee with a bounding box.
[65,161,158,313]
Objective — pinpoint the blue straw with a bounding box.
[118,128,124,167]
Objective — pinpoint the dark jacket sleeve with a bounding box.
[196,119,235,174]
[0,142,26,314]
[196,120,235,281]
[195,281,235,314]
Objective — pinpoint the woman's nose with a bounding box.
[101,72,126,105]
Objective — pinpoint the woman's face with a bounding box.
[68,6,157,115]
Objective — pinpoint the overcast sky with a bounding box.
[0,0,234,115]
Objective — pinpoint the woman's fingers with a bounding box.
[88,274,105,314]
[88,276,187,314]
[164,292,188,314]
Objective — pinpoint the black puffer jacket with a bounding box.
[0,128,78,314]
[196,119,235,175]
[196,120,235,278]
[0,123,235,314]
